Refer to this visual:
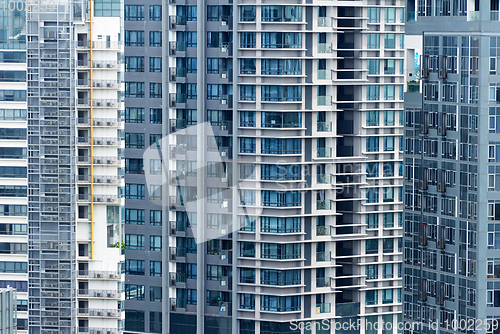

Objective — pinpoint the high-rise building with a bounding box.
[122,1,164,333]
[0,287,18,334]
[0,4,28,333]
[25,1,125,333]
[403,5,492,334]
[119,0,404,333]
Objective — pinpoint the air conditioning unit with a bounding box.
[170,221,176,235]
[170,247,176,261]
[169,42,176,55]
[96,159,103,164]
[220,99,227,105]
[95,121,103,126]
[170,272,176,286]
[95,82,102,87]
[220,72,227,79]
[96,178,103,183]
[96,63,103,68]
[169,93,177,107]
[107,159,112,164]
[107,198,114,202]
[170,298,177,311]
[96,273,102,278]
[106,140,113,145]
[96,140,103,145]
[107,102,112,107]
[220,150,227,157]
[107,312,113,316]
[96,331,102,334]
[96,197,103,202]
[171,122,176,133]
[220,228,227,235]
[107,293,113,298]
[96,102,102,106]
[221,200,228,208]
[169,16,176,29]
[106,121,112,126]
[220,304,227,312]
[49,31,56,39]
[107,83,112,87]
[169,68,176,81]
[107,178,113,183]
[107,63,113,68]
[220,124,227,130]
[97,311,103,316]
[221,175,227,182]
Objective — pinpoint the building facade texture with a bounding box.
[122,0,401,332]
[403,3,496,334]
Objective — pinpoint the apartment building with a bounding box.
[403,4,497,334]
[0,287,18,334]
[25,1,125,333]
[0,6,28,334]
[122,1,164,333]
[120,0,405,333]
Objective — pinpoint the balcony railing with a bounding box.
[77,270,121,279]
[77,308,121,317]
[318,17,333,27]
[93,156,119,165]
[317,121,332,132]
[318,43,333,53]
[317,147,332,158]
[77,289,120,298]
[93,195,121,203]
[78,328,120,334]
[316,225,331,236]
[317,174,331,184]
[316,303,331,313]
[317,200,331,210]
[93,60,120,69]
[318,69,332,79]
[316,277,331,287]
[316,251,331,262]
[317,95,332,106]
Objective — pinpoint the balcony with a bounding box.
[77,289,120,299]
[77,194,90,202]
[317,95,332,106]
[93,80,120,89]
[317,148,332,158]
[318,69,332,79]
[317,200,331,210]
[78,328,120,334]
[317,174,331,184]
[407,81,420,93]
[407,11,416,21]
[318,17,333,27]
[316,277,331,288]
[93,118,121,127]
[77,98,89,106]
[93,60,120,69]
[77,175,90,183]
[77,270,121,279]
[316,225,331,236]
[316,303,331,314]
[77,308,121,318]
[77,118,90,126]
[93,195,121,204]
[170,119,189,132]
[318,43,333,53]
[93,156,119,165]
[93,137,119,146]
[317,121,332,132]
[316,251,331,262]
[93,175,119,184]
[93,99,120,108]
[219,94,233,105]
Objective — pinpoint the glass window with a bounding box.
[125,82,145,98]
[150,83,162,98]
[382,289,393,304]
[125,158,144,174]
[149,5,161,20]
[125,31,144,46]
[150,236,162,251]
[261,138,302,154]
[125,133,145,149]
[149,57,161,72]
[240,59,256,74]
[366,111,379,126]
[150,261,162,276]
[240,6,256,21]
[384,59,395,74]
[262,32,302,48]
[125,184,145,199]
[150,286,162,302]
[384,33,396,49]
[366,213,378,228]
[383,162,394,177]
[383,136,394,151]
[367,7,380,22]
[261,6,302,22]
[366,290,377,305]
[384,85,395,100]
[240,32,256,48]
[240,268,255,283]
[367,85,379,100]
[384,110,395,125]
[125,284,145,300]
[366,136,379,152]
[125,234,145,250]
[125,259,145,275]
[366,188,379,203]
[150,210,162,225]
[95,0,120,16]
[261,59,302,75]
[366,239,378,254]
[261,85,302,101]
[240,138,256,153]
[385,8,396,22]
[366,162,378,177]
[125,209,145,225]
[150,108,162,124]
[383,263,393,278]
[240,85,256,101]
[125,5,144,20]
[125,56,144,72]
[383,212,394,228]
[367,59,379,74]
[149,185,162,200]
[367,33,380,48]
[125,108,145,123]
[383,187,394,202]
[240,294,255,309]
[240,241,255,257]
[366,264,378,279]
